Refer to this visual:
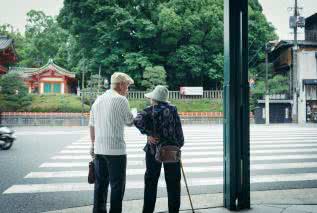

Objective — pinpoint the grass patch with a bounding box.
[30,94,90,112]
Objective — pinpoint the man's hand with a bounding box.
[148,136,159,145]
[89,144,95,159]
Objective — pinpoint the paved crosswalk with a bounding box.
[3,125,317,195]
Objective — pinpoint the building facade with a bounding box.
[9,59,77,95]
[0,35,17,75]
[297,51,317,123]
[268,13,317,123]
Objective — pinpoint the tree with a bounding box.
[0,73,32,112]
[142,66,167,90]
[57,0,277,90]
[18,10,70,68]
[250,74,289,111]
[248,1,278,79]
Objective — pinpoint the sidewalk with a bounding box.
[44,188,317,213]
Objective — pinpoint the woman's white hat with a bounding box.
[145,85,169,103]
[111,72,134,84]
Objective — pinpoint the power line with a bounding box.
[249,53,285,79]
[248,45,265,67]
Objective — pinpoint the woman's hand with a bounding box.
[148,136,159,145]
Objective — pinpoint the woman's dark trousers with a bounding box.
[142,151,181,213]
[93,154,127,213]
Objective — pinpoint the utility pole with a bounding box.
[292,0,299,123]
[81,63,86,115]
[89,75,93,109]
[97,65,101,95]
[265,43,270,125]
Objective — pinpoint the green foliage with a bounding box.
[250,74,289,111]
[58,0,276,90]
[248,1,278,77]
[252,74,289,97]
[129,100,148,111]
[122,52,152,88]
[141,66,167,90]
[1,0,277,94]
[0,73,32,111]
[170,99,223,112]
[268,75,289,94]
[18,10,70,68]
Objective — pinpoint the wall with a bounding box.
[297,51,317,123]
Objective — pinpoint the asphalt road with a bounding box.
[1,125,317,213]
[0,127,87,213]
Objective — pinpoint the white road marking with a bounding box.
[26,162,317,178]
[61,148,317,154]
[65,143,317,150]
[50,154,317,162]
[6,172,317,194]
[40,162,87,168]
[72,138,317,145]
[6,127,317,196]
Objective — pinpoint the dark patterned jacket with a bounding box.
[134,103,184,153]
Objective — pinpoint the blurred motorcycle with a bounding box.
[0,126,16,150]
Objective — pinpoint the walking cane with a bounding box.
[180,160,195,213]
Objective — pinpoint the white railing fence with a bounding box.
[79,90,223,100]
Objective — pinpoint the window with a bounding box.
[54,83,61,93]
[44,83,51,93]
[43,82,62,94]
[306,85,317,100]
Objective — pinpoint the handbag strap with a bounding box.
[152,106,163,147]
[152,106,156,137]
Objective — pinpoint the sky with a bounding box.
[0,0,63,32]
[0,0,317,40]
[259,0,317,40]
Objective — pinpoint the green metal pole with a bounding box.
[223,0,250,210]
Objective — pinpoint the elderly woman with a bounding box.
[134,85,184,213]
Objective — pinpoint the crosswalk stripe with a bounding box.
[65,143,317,150]
[72,139,317,145]
[51,154,317,162]
[39,162,143,168]
[40,162,88,168]
[60,148,317,155]
[83,135,317,140]
[5,172,317,194]
[25,162,317,178]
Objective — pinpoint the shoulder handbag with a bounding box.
[88,161,95,184]
[152,106,181,163]
[155,144,181,163]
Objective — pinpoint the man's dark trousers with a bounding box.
[142,151,181,213]
[93,154,127,213]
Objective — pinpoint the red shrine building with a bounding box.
[0,35,17,75]
[9,59,77,94]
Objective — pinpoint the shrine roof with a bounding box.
[0,35,13,50]
[9,59,75,78]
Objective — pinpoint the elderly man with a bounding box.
[89,72,134,213]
